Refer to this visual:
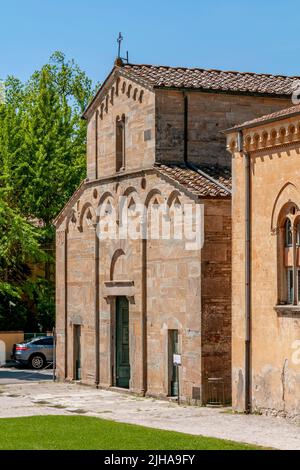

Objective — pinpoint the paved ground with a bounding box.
[0,365,53,384]
[0,372,300,450]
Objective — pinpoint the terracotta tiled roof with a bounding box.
[227,103,300,132]
[122,63,300,97]
[155,164,231,198]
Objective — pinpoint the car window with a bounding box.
[32,337,53,346]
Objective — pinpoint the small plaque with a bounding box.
[173,354,182,366]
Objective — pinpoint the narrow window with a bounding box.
[298,270,300,304]
[285,219,293,247]
[116,115,125,172]
[73,325,81,380]
[287,268,294,304]
[296,222,300,246]
[168,329,179,397]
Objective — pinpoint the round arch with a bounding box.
[110,248,126,281]
[144,188,163,208]
[166,190,182,209]
[78,202,96,232]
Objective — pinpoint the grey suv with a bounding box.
[13,336,54,369]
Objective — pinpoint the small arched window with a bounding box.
[285,219,293,247]
[116,115,125,172]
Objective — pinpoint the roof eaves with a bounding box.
[155,164,231,199]
[224,108,300,134]
[154,166,200,201]
[186,162,232,195]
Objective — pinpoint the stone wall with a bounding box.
[228,116,300,419]
[155,90,290,167]
[55,170,231,403]
[86,78,155,180]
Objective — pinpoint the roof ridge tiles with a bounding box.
[83,62,300,118]
[123,63,300,80]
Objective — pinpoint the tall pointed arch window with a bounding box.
[283,218,294,304]
[281,216,300,305]
[116,115,125,172]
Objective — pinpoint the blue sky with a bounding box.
[1,0,299,85]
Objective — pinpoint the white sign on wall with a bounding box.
[173,354,182,366]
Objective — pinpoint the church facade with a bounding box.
[54,59,296,403]
[227,103,300,419]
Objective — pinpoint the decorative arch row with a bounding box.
[66,187,185,233]
[229,122,300,152]
[98,78,144,120]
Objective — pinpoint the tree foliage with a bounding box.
[0,51,94,331]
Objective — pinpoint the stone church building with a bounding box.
[54,59,297,404]
[227,103,300,419]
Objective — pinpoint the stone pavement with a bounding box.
[0,380,300,449]
[0,366,53,384]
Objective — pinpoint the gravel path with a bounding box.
[0,380,299,450]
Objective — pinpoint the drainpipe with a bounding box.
[238,130,251,414]
[183,93,188,163]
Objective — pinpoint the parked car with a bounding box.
[13,336,54,369]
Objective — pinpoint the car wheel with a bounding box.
[30,354,45,370]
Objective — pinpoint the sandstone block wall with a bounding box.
[86,78,155,180]
[55,170,231,403]
[155,90,290,168]
[229,117,300,419]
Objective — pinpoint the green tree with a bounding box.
[0,52,94,331]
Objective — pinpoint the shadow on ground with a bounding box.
[0,363,53,383]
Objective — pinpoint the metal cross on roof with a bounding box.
[117,32,123,58]
[116,32,129,64]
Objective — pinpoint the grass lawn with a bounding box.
[0,415,264,450]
